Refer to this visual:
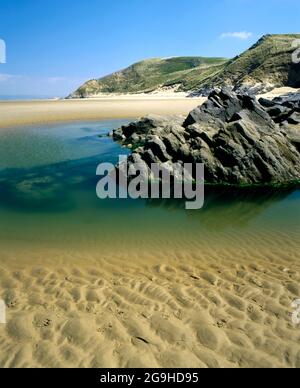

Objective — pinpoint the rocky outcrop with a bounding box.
[259,93,300,124]
[190,83,276,98]
[112,89,300,186]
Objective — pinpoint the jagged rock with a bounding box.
[188,87,215,98]
[113,114,185,146]
[283,126,300,148]
[161,133,183,159]
[145,136,172,162]
[287,113,300,125]
[257,93,300,126]
[267,105,292,124]
[234,83,275,96]
[142,149,159,165]
[112,89,300,186]
[113,116,157,142]
[184,88,273,129]
[267,105,289,118]
[273,93,300,108]
[258,98,276,108]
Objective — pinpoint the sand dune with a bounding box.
[1,231,300,368]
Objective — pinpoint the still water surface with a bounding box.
[0,120,299,266]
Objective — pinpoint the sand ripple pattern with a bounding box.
[1,238,300,369]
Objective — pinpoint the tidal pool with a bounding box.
[0,120,300,267]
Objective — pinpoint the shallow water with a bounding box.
[2,120,300,369]
[0,120,300,267]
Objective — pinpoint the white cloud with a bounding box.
[220,31,253,40]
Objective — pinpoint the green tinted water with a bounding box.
[0,121,300,266]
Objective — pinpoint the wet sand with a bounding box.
[0,90,300,368]
[0,98,205,129]
[1,232,300,368]
[1,87,298,130]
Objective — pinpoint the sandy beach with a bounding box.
[0,87,297,130]
[0,89,300,368]
[1,232,300,368]
[2,0,300,370]
[0,97,205,129]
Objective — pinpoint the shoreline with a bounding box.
[0,87,298,130]
[0,98,205,129]
[0,87,300,368]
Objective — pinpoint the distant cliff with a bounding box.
[69,34,300,98]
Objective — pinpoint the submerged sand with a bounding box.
[0,230,300,368]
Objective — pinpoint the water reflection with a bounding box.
[0,121,299,243]
[146,186,300,230]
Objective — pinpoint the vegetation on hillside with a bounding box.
[69,34,300,98]
[198,34,300,90]
[69,57,227,97]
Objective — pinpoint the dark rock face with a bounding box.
[113,89,300,186]
[272,93,300,108]
[259,93,300,125]
[113,115,185,148]
[190,83,277,98]
[184,88,272,127]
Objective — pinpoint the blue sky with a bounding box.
[0,0,299,96]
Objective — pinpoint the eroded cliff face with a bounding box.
[112,89,300,186]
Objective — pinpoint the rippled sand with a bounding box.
[1,229,300,368]
[1,114,300,368]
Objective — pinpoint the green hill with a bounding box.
[68,57,227,98]
[195,34,300,93]
[69,34,300,98]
